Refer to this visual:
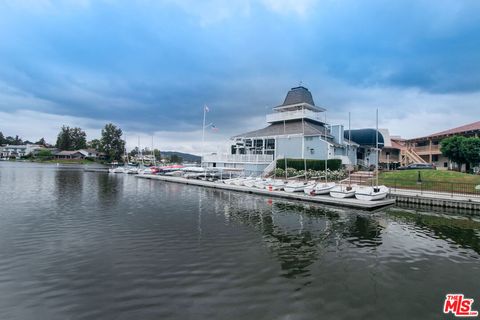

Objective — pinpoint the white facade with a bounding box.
[0,144,42,159]
[202,86,357,175]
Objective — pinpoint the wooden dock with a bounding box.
[136,175,396,210]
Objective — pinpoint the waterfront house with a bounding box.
[54,150,86,160]
[202,86,358,175]
[0,144,43,159]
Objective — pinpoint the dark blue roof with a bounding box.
[344,129,384,147]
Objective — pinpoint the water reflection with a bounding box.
[55,169,83,206]
[343,215,383,248]
[387,209,480,255]
[96,173,122,204]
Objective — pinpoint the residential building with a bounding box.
[405,120,480,170]
[0,144,42,159]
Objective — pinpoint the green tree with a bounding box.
[56,126,87,150]
[153,149,161,161]
[70,127,87,150]
[461,137,480,167]
[100,123,125,161]
[0,131,5,145]
[440,136,468,170]
[35,138,47,146]
[5,136,15,145]
[129,146,139,158]
[37,149,53,160]
[56,126,72,150]
[13,135,23,145]
[87,139,102,150]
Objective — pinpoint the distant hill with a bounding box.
[161,151,201,163]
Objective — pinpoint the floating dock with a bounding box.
[136,175,395,210]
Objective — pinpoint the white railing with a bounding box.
[203,154,274,163]
[266,109,323,123]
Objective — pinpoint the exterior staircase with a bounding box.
[401,148,427,166]
[262,156,280,177]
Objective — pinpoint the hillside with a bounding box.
[161,151,201,163]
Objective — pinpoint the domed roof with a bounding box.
[281,86,315,107]
[344,129,385,147]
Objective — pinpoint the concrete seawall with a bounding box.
[389,191,480,211]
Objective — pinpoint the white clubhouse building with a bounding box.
[202,86,358,175]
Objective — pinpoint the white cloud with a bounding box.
[260,0,316,17]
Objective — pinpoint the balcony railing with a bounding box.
[266,109,323,123]
[203,154,274,163]
[412,145,441,154]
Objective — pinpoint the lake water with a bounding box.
[0,162,479,320]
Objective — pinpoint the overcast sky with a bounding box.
[0,0,479,153]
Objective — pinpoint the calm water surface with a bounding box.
[0,162,479,320]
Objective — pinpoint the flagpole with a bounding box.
[201,105,206,168]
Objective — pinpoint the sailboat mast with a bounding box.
[324,112,328,184]
[349,112,351,186]
[376,108,379,187]
[302,106,307,181]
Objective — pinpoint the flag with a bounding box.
[204,105,209,112]
[211,124,219,132]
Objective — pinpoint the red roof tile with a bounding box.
[428,121,480,137]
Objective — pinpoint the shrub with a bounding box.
[276,158,342,171]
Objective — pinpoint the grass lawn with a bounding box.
[379,169,480,193]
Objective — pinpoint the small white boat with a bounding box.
[284,181,315,193]
[354,185,389,201]
[222,178,238,185]
[304,182,336,195]
[329,184,357,198]
[164,170,183,176]
[127,167,140,174]
[265,180,286,191]
[254,179,272,189]
[109,167,127,174]
[243,178,262,188]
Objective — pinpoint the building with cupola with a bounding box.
[202,86,359,175]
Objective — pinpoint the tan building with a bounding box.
[405,121,480,170]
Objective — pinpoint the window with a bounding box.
[432,155,439,162]
[444,162,448,168]
[266,139,275,150]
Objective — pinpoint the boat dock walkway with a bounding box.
[136,175,395,210]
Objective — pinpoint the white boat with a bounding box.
[243,178,262,188]
[109,167,127,174]
[354,110,389,201]
[127,167,140,174]
[266,180,287,191]
[185,172,205,179]
[222,178,239,185]
[164,170,183,176]
[284,181,315,193]
[329,184,357,198]
[234,177,253,186]
[254,179,272,189]
[304,182,336,195]
[354,185,389,201]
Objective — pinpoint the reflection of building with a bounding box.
[405,121,480,170]
[203,86,358,175]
